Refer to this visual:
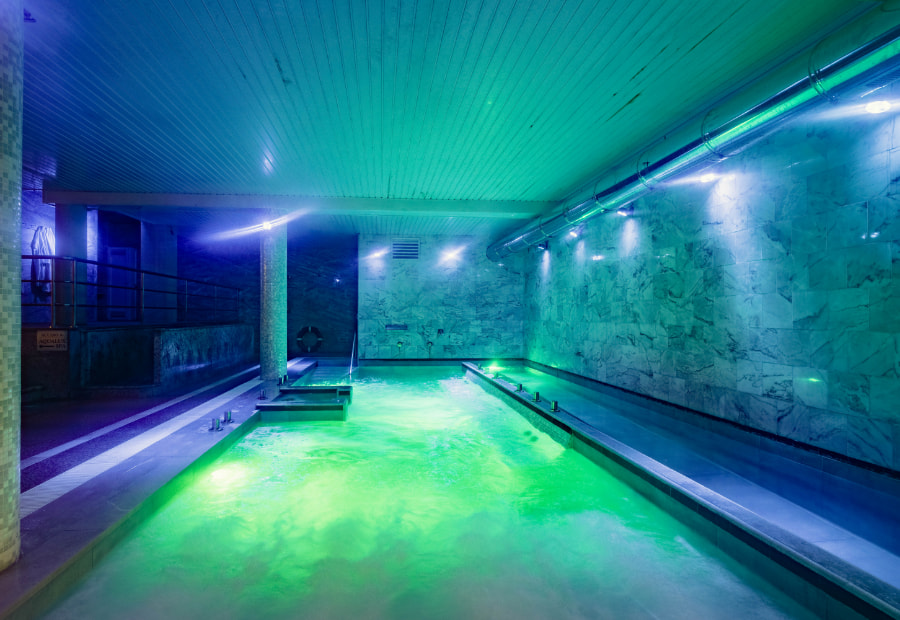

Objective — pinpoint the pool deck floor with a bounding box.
[1,359,899,618]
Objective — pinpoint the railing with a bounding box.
[21,254,241,328]
[348,332,358,381]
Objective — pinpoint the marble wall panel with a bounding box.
[524,96,900,472]
[358,234,524,359]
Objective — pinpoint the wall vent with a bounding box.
[392,238,420,259]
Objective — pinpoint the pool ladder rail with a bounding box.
[209,409,235,432]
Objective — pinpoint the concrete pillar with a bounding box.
[140,222,178,324]
[0,0,24,570]
[54,204,88,326]
[260,221,287,381]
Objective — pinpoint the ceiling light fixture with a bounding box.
[699,173,717,183]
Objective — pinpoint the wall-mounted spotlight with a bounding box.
[568,230,578,238]
[865,100,892,114]
[366,248,389,259]
[441,247,464,261]
[699,173,717,183]
[616,204,634,217]
[537,241,549,251]
[262,221,273,231]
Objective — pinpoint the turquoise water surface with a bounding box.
[45,367,813,619]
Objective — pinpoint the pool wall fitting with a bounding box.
[463,363,900,620]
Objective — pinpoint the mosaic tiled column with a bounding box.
[260,222,287,381]
[0,0,24,570]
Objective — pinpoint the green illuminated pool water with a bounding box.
[45,367,813,619]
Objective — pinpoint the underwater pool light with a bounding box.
[865,100,892,114]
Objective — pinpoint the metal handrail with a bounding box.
[348,332,357,381]
[21,254,242,328]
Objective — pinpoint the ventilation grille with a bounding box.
[392,238,420,259]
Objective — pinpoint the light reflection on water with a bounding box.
[45,367,812,619]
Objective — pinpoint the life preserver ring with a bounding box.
[296,326,324,352]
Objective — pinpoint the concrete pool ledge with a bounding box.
[463,362,900,620]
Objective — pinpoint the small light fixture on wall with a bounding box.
[616,204,634,217]
[865,100,892,114]
[537,241,549,251]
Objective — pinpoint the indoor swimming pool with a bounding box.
[43,366,816,619]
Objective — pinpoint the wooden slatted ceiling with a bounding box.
[23,0,874,210]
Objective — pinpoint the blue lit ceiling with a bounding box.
[20,0,886,235]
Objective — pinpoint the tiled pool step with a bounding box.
[463,362,900,620]
[256,386,353,421]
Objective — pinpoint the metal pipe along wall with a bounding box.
[487,6,900,262]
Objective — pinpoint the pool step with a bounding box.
[279,385,353,403]
[256,385,353,422]
[299,367,352,385]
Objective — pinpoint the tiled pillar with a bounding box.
[260,222,287,381]
[0,0,24,570]
[54,204,87,326]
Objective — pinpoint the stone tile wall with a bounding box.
[359,234,524,360]
[523,89,900,472]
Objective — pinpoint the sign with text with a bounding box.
[37,330,68,352]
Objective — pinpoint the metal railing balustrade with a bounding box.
[21,254,241,328]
